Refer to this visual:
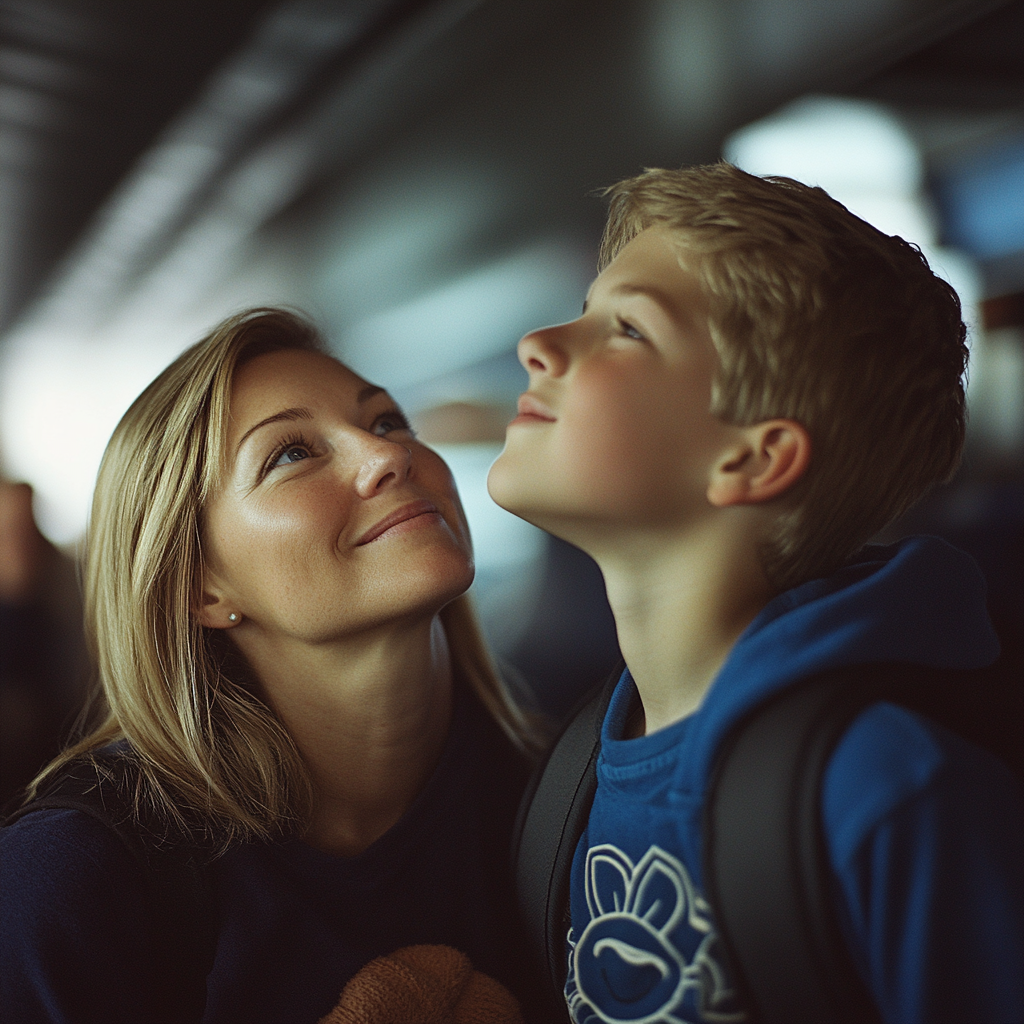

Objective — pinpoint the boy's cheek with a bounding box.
[488,418,677,525]
[486,359,715,523]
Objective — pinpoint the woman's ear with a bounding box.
[195,572,242,629]
[707,419,811,508]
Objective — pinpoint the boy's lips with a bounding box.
[356,499,440,545]
[510,393,556,425]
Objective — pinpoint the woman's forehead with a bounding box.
[230,348,369,411]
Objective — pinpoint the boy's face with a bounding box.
[488,226,742,550]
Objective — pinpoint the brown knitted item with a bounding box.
[318,944,525,1024]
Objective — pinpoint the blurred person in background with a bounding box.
[0,480,87,809]
[1,308,553,1024]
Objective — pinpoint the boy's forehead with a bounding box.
[590,226,707,325]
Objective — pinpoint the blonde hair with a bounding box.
[32,308,536,846]
[599,163,968,591]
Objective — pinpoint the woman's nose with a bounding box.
[518,325,570,378]
[352,434,412,498]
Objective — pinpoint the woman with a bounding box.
[1,308,547,1023]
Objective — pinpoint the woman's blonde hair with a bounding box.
[31,308,537,846]
[599,163,969,591]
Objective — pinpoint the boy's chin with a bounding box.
[486,457,527,515]
[487,455,585,540]
[487,485,536,524]
[488,489,565,542]
[488,458,569,530]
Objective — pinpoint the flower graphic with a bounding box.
[566,844,745,1024]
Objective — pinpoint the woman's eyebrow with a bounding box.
[235,407,313,456]
[358,384,385,403]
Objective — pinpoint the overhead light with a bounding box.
[725,95,979,326]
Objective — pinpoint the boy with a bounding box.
[487,163,1023,1024]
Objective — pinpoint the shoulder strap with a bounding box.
[704,663,898,1024]
[6,757,216,1024]
[516,654,1018,1021]
[512,664,622,995]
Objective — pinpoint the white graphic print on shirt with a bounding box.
[565,844,746,1024]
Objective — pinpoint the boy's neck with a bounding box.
[594,513,772,735]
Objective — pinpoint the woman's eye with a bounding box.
[270,444,311,468]
[373,411,413,436]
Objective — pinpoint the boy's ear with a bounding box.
[195,571,242,630]
[707,419,811,508]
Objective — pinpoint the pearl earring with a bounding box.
[228,613,238,622]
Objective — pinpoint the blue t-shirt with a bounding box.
[564,537,1024,1024]
[1,686,544,1024]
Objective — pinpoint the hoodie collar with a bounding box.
[616,535,1000,798]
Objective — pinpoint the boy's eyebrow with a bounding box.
[605,282,709,339]
[610,282,680,314]
[584,283,675,313]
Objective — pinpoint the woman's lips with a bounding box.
[509,392,556,426]
[356,499,440,545]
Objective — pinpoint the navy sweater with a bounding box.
[1,685,544,1024]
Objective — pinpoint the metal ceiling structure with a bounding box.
[1,0,1020,336]
[1,0,1020,711]
[0,0,276,329]
[1,0,1021,548]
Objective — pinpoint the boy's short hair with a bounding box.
[599,162,968,591]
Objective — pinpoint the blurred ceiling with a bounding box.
[1,0,1023,546]
[0,0,278,329]
[1,0,1020,336]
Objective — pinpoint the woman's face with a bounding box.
[200,348,474,643]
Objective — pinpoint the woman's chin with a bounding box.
[428,555,475,607]
[373,551,475,622]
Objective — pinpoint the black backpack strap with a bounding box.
[704,664,891,1024]
[516,653,1017,1023]
[512,663,623,997]
[6,757,216,1024]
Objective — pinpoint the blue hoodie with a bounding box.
[565,536,1023,1024]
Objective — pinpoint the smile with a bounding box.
[356,499,442,545]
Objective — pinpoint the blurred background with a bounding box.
[2,0,1022,800]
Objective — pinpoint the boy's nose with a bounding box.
[518,325,569,377]
[352,435,413,498]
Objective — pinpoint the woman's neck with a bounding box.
[236,615,454,856]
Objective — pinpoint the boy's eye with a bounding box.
[373,410,414,436]
[618,319,646,341]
